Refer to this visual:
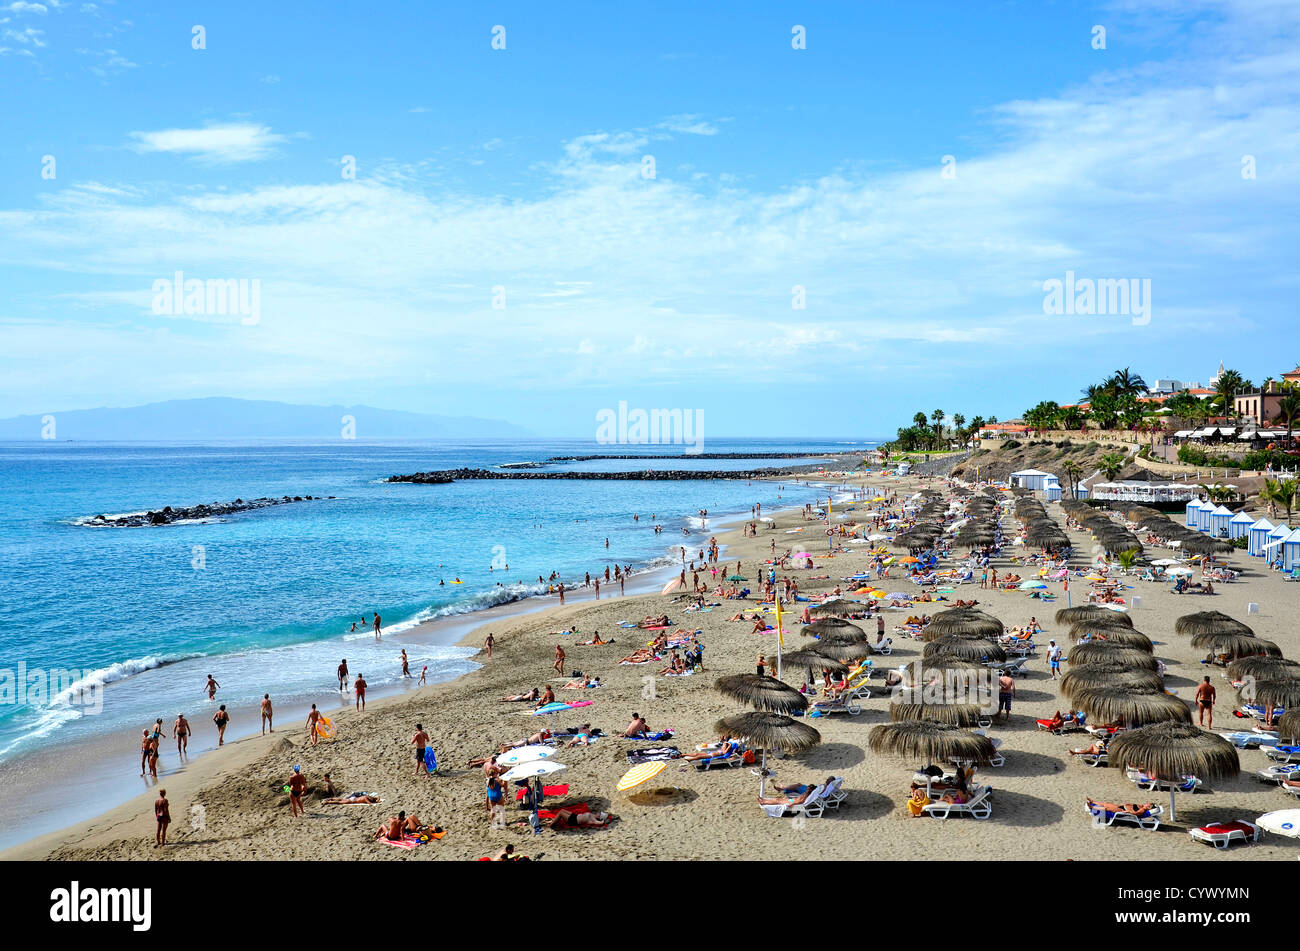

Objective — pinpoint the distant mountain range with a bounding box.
[0,398,533,440]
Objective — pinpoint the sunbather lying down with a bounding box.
[500,687,541,703]
[1087,797,1155,816]
[620,648,657,664]
[761,776,836,804]
[1070,740,1107,756]
[325,792,381,804]
[548,807,617,829]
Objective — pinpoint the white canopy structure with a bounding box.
[1284,528,1300,572]
[1248,517,1276,556]
[1227,510,1256,540]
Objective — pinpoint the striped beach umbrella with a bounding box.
[617,761,667,793]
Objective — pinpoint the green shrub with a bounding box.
[1001,439,1022,450]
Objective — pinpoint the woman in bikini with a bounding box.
[212,705,229,746]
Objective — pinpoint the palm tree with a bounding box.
[1213,369,1248,420]
[1110,367,1148,398]
[1261,478,1297,522]
[1062,460,1085,499]
[1099,452,1126,481]
[930,410,945,448]
[1116,548,1140,572]
[1274,390,1300,448]
[951,413,966,444]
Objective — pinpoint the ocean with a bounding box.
[0,437,872,779]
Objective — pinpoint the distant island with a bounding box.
[0,397,532,441]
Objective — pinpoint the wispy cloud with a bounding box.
[127,122,288,163]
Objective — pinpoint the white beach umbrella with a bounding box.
[497,744,556,766]
[501,760,568,782]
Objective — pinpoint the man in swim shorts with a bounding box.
[412,723,430,777]
[354,673,367,711]
[173,713,191,755]
[997,672,1015,723]
[306,704,322,746]
[337,658,349,691]
[1195,676,1216,728]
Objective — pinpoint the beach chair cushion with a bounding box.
[1188,820,1260,849]
[1084,801,1163,830]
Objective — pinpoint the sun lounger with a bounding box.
[821,777,847,810]
[868,638,893,656]
[761,783,830,819]
[1282,782,1300,800]
[1221,730,1279,749]
[1266,745,1300,763]
[1188,820,1260,849]
[989,657,1030,677]
[1256,763,1300,784]
[1005,641,1036,658]
[809,694,862,717]
[1125,766,1201,794]
[922,785,993,820]
[693,746,748,770]
[1077,750,1109,768]
[1085,801,1163,830]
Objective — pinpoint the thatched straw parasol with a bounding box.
[1175,611,1254,638]
[1189,632,1279,660]
[714,675,809,715]
[868,720,996,767]
[1067,642,1160,671]
[800,618,865,638]
[898,656,988,684]
[800,633,872,662]
[1227,656,1300,682]
[1181,536,1234,556]
[888,702,985,727]
[1066,623,1154,651]
[923,635,1006,663]
[1107,721,1239,820]
[1071,685,1190,728]
[779,649,849,676]
[924,608,1004,640]
[1055,606,1133,628]
[1239,679,1300,711]
[809,598,861,617]
[1277,711,1300,744]
[715,711,821,797]
[1059,665,1164,700]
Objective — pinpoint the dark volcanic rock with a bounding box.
[80,495,328,527]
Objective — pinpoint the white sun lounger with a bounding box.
[810,694,862,717]
[1256,763,1300,784]
[760,783,829,819]
[1085,801,1163,830]
[1125,766,1201,794]
[1188,820,1260,849]
[1221,731,1279,749]
[922,785,993,820]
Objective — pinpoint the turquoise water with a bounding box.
[0,438,868,761]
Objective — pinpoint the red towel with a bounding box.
[539,803,591,821]
[515,784,569,801]
[1200,821,1254,835]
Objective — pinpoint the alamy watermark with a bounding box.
[1042,270,1150,326]
[152,271,260,325]
[0,663,104,714]
[595,401,704,453]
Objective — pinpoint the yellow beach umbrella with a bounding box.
[617,761,667,792]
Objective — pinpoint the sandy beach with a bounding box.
[10,472,1300,863]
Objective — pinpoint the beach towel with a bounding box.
[380,834,424,850]
[516,784,569,800]
[627,746,681,764]
[539,803,590,821]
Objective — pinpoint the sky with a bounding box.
[1,0,1298,438]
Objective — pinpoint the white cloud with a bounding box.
[127,123,288,163]
[4,2,47,14]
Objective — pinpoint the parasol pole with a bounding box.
[774,596,784,680]
[1169,786,1177,822]
[759,748,768,798]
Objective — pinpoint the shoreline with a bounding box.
[0,473,854,856]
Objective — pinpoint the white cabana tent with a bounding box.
[1267,523,1292,568]
[1228,510,1255,540]
[1248,517,1275,556]
[1009,468,1053,491]
[1284,529,1300,572]
[1208,505,1233,538]
[1192,499,1216,533]
[1184,499,1200,527]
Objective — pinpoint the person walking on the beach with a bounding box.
[412,723,430,777]
[203,674,220,700]
[173,713,190,755]
[553,644,566,675]
[154,789,170,847]
[337,658,349,691]
[418,665,427,685]
[997,673,1015,723]
[147,731,160,778]
[260,694,274,734]
[354,673,367,711]
[484,632,495,658]
[1047,640,1062,679]
[213,704,230,745]
[306,704,323,746]
[1195,676,1217,728]
[401,649,411,678]
[288,765,306,817]
[140,729,152,775]
[558,582,565,605]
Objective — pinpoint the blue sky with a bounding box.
[1,0,1298,437]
